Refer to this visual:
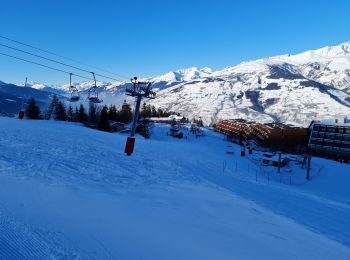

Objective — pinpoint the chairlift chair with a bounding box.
[67,73,80,102]
[87,72,103,103]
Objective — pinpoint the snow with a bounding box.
[314,118,350,127]
[0,117,349,259]
[145,67,213,83]
[148,114,184,121]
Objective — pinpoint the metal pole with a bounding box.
[278,152,281,173]
[130,95,142,137]
[306,156,311,180]
[124,77,155,156]
[18,77,27,119]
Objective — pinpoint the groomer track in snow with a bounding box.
[0,117,349,259]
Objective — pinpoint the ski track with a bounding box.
[0,212,79,259]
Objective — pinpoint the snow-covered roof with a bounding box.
[148,115,184,121]
[314,118,350,127]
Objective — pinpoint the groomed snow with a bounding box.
[0,117,349,259]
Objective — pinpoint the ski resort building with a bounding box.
[215,119,255,143]
[308,118,350,160]
[216,119,308,151]
[252,123,308,149]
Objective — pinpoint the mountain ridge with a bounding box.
[2,41,350,125]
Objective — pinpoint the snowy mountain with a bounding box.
[142,43,350,126]
[2,42,350,124]
[0,81,57,116]
[86,42,350,126]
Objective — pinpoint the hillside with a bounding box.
[146,42,350,125]
[0,117,349,259]
[2,42,350,125]
[0,81,56,116]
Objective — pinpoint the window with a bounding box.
[310,138,318,145]
[312,132,319,138]
[342,143,350,149]
[333,141,342,148]
[343,135,350,142]
[337,128,344,134]
[324,140,333,146]
[313,125,321,131]
[335,134,343,141]
[327,127,335,133]
[317,139,324,145]
[325,133,335,140]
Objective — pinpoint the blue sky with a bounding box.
[0,0,350,85]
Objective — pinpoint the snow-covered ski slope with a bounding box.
[0,117,349,259]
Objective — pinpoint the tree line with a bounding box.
[140,103,179,118]
[25,96,182,133]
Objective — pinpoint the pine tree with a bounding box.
[67,105,74,121]
[54,101,67,121]
[107,105,113,120]
[119,100,133,124]
[74,107,79,122]
[45,95,59,120]
[77,104,88,123]
[108,105,118,121]
[151,105,158,117]
[193,117,204,127]
[26,98,41,119]
[180,116,188,123]
[98,105,110,132]
[198,118,204,127]
[162,110,172,117]
[88,102,98,125]
[157,108,164,117]
[140,103,147,119]
[140,103,152,119]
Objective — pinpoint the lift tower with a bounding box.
[124,77,155,155]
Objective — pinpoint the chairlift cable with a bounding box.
[0,35,130,80]
[0,43,123,82]
[0,51,93,80]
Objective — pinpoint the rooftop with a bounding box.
[314,118,350,127]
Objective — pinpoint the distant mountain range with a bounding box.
[2,42,350,125]
[0,81,56,116]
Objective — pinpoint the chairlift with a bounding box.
[88,72,103,103]
[68,73,80,102]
